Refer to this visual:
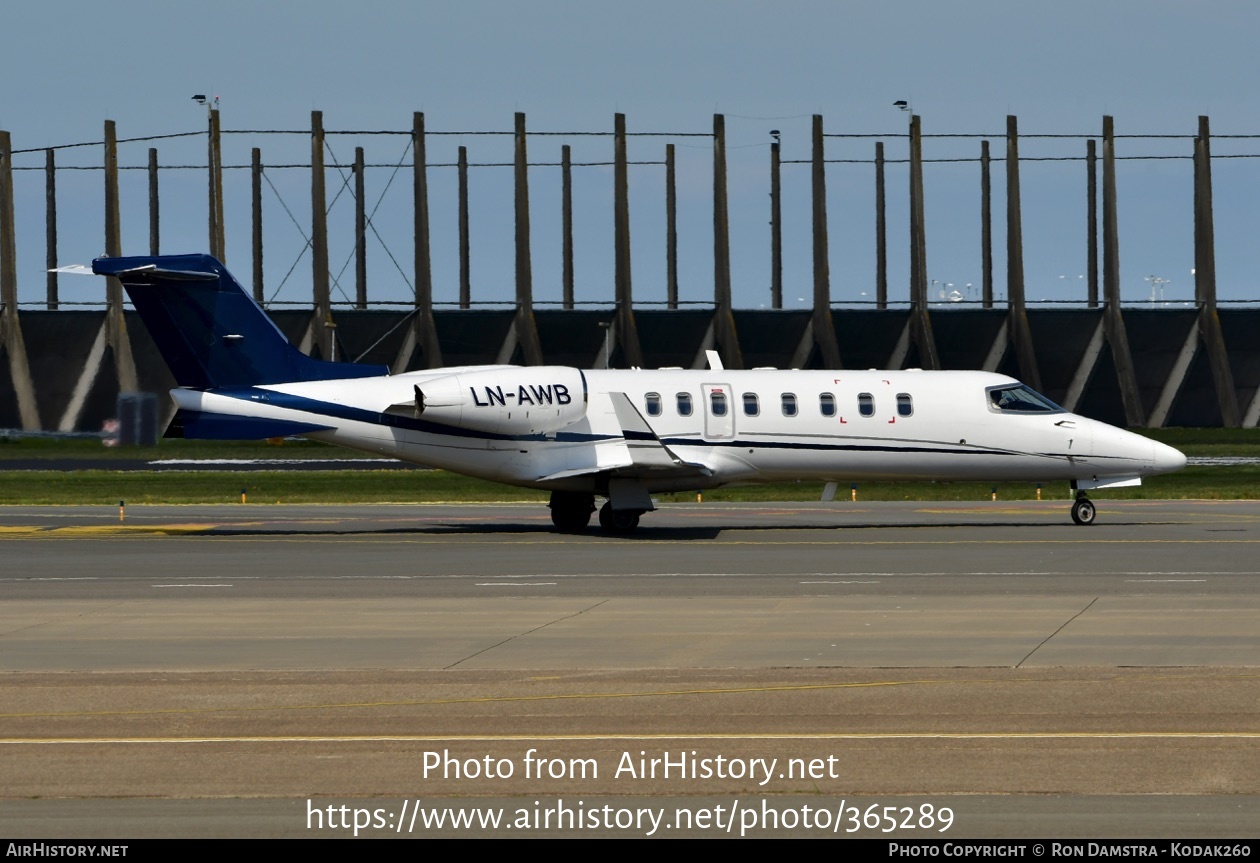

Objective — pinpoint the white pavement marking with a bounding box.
[151,584,234,589]
[1124,579,1209,583]
[475,583,557,587]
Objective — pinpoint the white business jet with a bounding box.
[88,255,1185,533]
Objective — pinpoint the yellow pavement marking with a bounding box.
[8,530,1260,546]
[222,537,1260,547]
[4,673,1258,721]
[0,524,215,537]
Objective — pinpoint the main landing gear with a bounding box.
[1071,491,1097,526]
[598,501,641,534]
[548,491,595,532]
[547,492,643,534]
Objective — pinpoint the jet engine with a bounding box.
[410,366,587,435]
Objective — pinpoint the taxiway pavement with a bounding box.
[2,500,1257,837]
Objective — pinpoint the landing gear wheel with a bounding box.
[549,492,595,532]
[1071,496,1096,526]
[598,501,641,533]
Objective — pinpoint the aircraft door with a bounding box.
[702,383,735,439]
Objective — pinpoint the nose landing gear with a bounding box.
[1071,491,1097,526]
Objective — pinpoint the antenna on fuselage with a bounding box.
[705,350,724,371]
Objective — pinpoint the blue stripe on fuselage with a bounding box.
[213,388,611,443]
[203,387,1086,459]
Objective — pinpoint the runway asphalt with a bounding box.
[1,500,1257,838]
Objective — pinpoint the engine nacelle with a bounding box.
[416,366,587,435]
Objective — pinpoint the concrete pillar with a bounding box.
[102,120,138,393]
[1101,115,1145,426]
[907,115,939,369]
[1005,115,1039,389]
[310,110,332,360]
[47,149,59,308]
[251,148,263,303]
[0,130,40,429]
[613,113,643,367]
[562,144,574,310]
[509,112,543,365]
[804,114,840,368]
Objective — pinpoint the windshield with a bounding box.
[986,383,1065,414]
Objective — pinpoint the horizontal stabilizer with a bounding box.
[110,263,218,280]
[166,409,333,440]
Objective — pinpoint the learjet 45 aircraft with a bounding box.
[89,254,1185,533]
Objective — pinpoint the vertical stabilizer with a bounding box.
[92,254,386,388]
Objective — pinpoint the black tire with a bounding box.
[1071,497,1097,526]
[549,492,594,532]
[598,501,641,533]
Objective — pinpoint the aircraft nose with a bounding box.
[1151,440,1187,474]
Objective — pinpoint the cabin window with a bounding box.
[896,393,913,417]
[677,392,693,416]
[858,392,875,417]
[781,393,798,417]
[644,392,662,416]
[710,391,728,417]
[986,384,1064,414]
[819,393,836,417]
[743,392,759,417]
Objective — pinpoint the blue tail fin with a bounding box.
[93,254,387,388]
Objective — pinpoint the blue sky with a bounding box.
[4,1,1260,308]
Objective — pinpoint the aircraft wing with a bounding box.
[534,392,712,483]
[608,391,686,470]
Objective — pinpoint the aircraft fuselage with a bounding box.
[173,366,1183,495]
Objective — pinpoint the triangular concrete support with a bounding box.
[0,129,42,430]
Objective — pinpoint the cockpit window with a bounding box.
[986,384,1064,414]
